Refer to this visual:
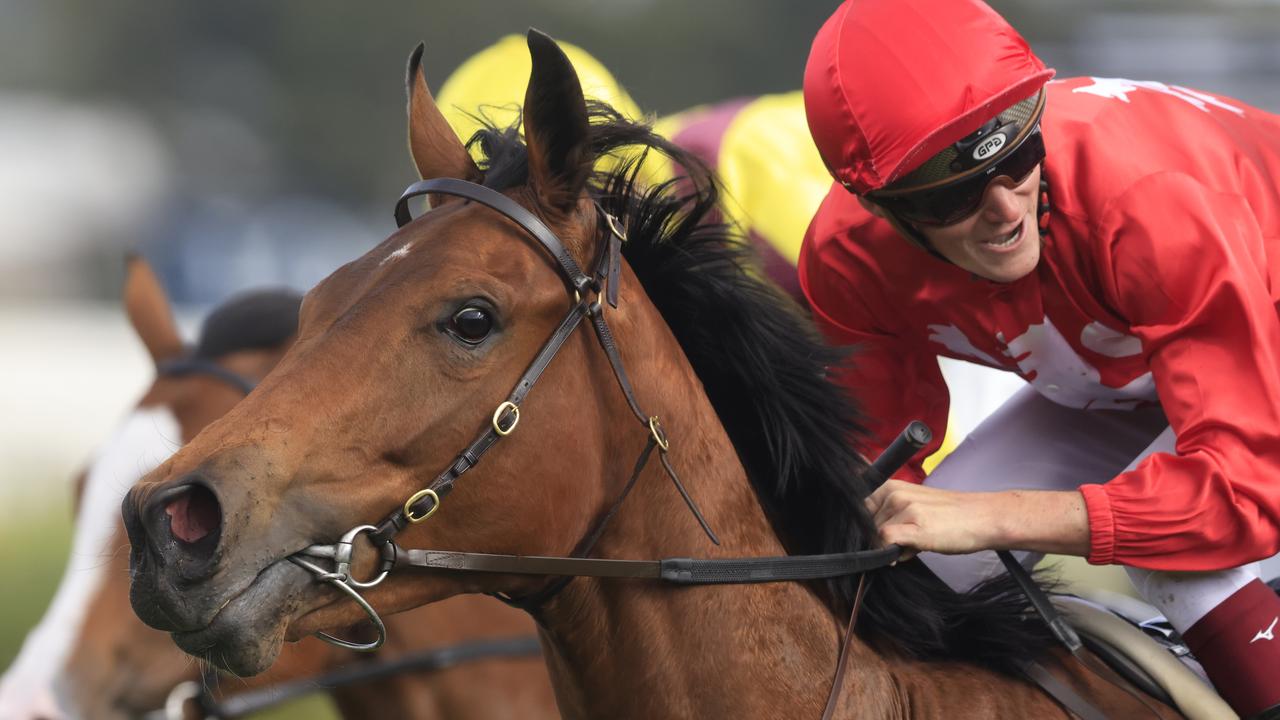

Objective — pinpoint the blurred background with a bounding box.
[2,0,1278,716]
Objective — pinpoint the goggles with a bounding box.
[868,122,1045,227]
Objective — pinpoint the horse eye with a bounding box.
[450,306,493,343]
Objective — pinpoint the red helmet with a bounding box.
[803,0,1055,196]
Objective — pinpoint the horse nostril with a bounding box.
[163,483,222,545]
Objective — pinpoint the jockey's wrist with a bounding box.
[988,489,1090,556]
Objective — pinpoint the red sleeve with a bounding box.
[1083,171,1280,570]
[799,219,950,482]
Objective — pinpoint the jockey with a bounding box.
[800,0,1280,717]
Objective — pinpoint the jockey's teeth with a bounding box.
[988,225,1020,247]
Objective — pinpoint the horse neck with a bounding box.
[530,288,897,719]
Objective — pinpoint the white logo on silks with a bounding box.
[927,324,1002,367]
[1072,77,1245,116]
[972,133,1007,161]
[927,317,1156,410]
[1251,617,1278,644]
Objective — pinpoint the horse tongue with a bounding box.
[165,493,216,544]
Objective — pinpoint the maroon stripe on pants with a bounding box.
[1181,578,1280,717]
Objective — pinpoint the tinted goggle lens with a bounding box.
[871,126,1045,226]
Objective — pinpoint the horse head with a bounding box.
[121,30,714,676]
[0,257,300,718]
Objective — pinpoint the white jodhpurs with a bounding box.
[918,384,1264,633]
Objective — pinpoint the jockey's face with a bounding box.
[912,165,1042,283]
[859,164,1042,283]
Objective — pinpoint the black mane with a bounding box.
[468,103,1054,674]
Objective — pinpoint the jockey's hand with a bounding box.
[864,481,997,560]
[863,481,1091,560]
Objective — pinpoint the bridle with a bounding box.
[286,177,913,719]
[286,177,1151,720]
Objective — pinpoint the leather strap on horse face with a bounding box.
[371,178,717,556]
[394,177,594,296]
[157,357,259,396]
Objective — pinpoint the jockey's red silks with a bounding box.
[801,2,1280,572]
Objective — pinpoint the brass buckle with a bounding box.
[492,401,520,436]
[404,488,441,523]
[592,200,627,242]
[601,211,627,242]
[648,416,670,451]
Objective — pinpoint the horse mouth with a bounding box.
[169,557,318,676]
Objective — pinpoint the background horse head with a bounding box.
[0,257,555,719]
[0,257,300,718]
[123,32,1168,718]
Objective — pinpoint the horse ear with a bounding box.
[523,29,592,213]
[123,254,185,364]
[406,42,482,194]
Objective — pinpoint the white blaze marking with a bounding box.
[0,407,181,716]
[380,241,414,266]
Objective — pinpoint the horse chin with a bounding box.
[169,558,315,676]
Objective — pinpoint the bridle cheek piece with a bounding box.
[290,177,722,650]
[286,179,916,720]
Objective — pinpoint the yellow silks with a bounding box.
[435,34,669,185]
[715,92,829,266]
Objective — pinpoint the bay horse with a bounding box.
[0,257,555,719]
[123,32,1178,718]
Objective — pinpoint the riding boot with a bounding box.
[1180,579,1280,718]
